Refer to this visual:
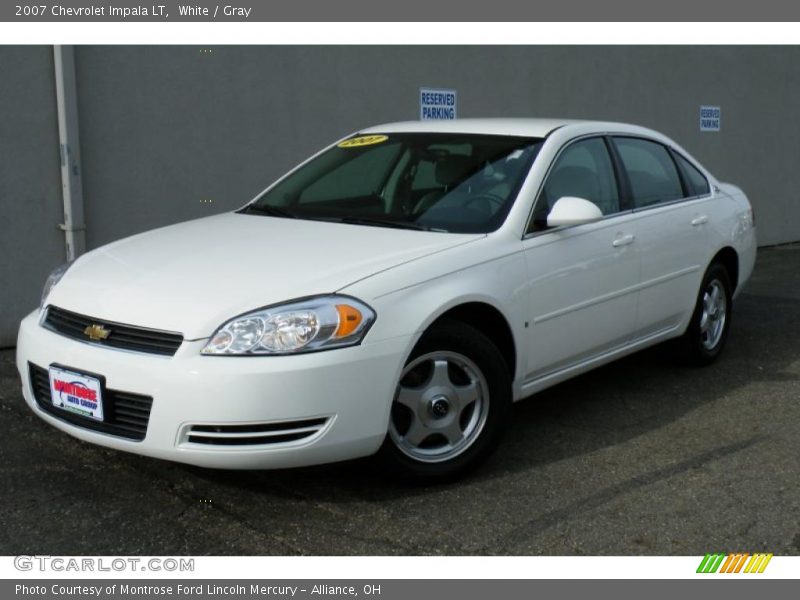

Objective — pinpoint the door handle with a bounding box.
[612,234,636,247]
[691,215,709,227]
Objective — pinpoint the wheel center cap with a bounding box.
[430,395,450,419]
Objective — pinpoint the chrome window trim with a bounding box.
[630,192,713,214]
[523,209,636,241]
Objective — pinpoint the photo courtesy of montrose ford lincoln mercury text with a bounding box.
[17,119,756,480]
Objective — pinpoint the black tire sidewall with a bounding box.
[378,319,512,481]
[684,262,733,364]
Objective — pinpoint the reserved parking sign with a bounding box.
[700,105,721,131]
[420,87,457,120]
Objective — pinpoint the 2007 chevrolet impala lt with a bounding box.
[17,119,756,479]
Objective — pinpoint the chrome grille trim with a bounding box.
[180,417,332,447]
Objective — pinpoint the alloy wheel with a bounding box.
[700,278,727,350]
[389,351,490,463]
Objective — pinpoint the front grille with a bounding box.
[44,306,183,357]
[29,363,153,441]
[184,417,330,446]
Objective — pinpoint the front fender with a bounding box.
[344,244,528,398]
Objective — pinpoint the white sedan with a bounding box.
[17,119,756,480]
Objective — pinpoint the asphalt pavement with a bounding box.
[1,246,798,555]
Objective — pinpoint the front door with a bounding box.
[522,137,640,384]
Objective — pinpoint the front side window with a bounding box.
[613,137,684,208]
[530,137,620,230]
[245,133,543,234]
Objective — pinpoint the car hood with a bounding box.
[47,212,483,339]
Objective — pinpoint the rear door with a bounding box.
[610,136,712,339]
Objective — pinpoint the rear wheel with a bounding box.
[379,320,512,481]
[676,262,733,365]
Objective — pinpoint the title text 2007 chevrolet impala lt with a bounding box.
[17,119,756,479]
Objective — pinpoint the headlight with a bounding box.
[201,295,376,356]
[40,261,73,309]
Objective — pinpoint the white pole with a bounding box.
[53,45,86,260]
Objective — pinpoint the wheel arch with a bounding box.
[421,301,518,381]
[711,246,739,293]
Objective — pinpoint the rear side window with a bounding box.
[674,153,711,197]
[614,137,683,208]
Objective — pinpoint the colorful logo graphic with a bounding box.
[54,378,98,412]
[697,553,773,574]
[337,135,389,149]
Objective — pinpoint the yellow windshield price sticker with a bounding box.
[338,135,388,148]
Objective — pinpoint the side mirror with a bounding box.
[546,196,604,228]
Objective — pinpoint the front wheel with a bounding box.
[379,320,512,481]
[675,262,733,365]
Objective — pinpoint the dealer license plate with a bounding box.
[48,366,104,422]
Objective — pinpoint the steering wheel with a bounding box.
[463,193,505,214]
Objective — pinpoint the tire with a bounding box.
[378,319,512,482]
[675,262,733,366]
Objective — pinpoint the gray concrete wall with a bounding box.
[0,46,65,346]
[73,46,799,249]
[2,45,799,345]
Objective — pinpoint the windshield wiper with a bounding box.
[240,206,444,232]
[239,204,298,218]
[337,216,442,232]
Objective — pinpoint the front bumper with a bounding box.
[16,311,412,469]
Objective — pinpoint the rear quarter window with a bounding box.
[674,153,711,197]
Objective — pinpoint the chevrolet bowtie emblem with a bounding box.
[84,324,111,341]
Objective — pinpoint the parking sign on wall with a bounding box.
[700,105,721,131]
[420,88,457,120]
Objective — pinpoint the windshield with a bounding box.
[244,133,544,233]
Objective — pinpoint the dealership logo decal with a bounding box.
[697,553,773,573]
[53,379,98,413]
[84,323,111,341]
[338,135,389,149]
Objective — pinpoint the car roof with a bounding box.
[359,118,591,138]
[358,118,684,153]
